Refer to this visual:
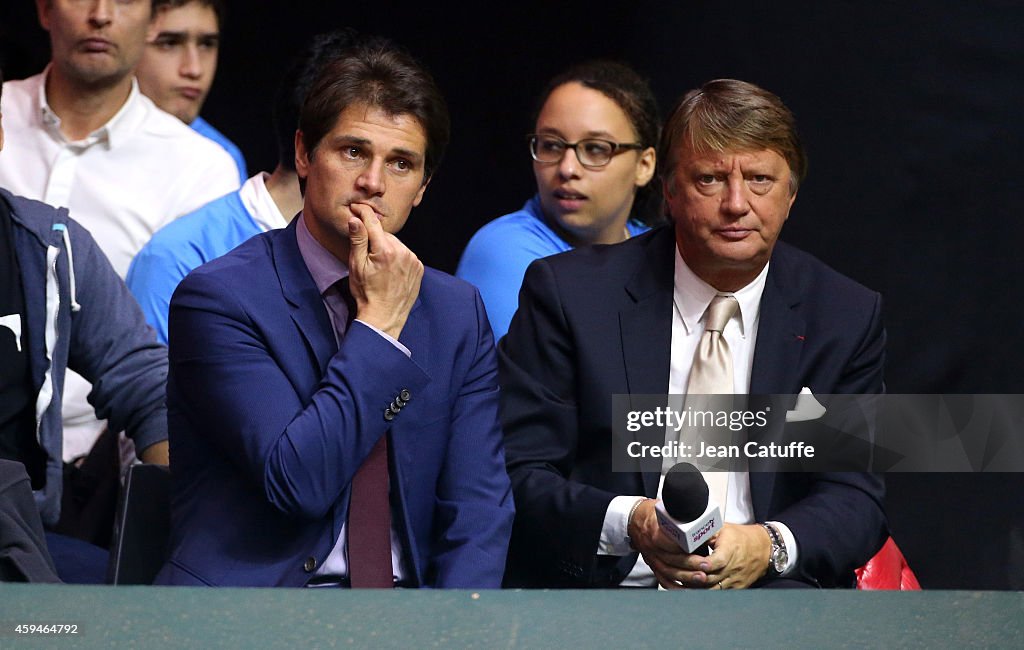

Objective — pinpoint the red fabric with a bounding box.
[347,436,392,588]
[855,537,921,590]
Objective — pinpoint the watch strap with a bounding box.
[761,522,785,577]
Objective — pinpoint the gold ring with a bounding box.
[717,582,723,590]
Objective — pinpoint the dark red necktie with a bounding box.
[337,277,393,588]
[347,436,392,587]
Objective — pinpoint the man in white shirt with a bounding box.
[500,79,887,589]
[0,0,240,466]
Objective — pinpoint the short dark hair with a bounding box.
[534,60,663,225]
[151,0,225,28]
[661,79,807,194]
[273,29,359,172]
[299,38,450,182]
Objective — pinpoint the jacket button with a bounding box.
[399,389,411,403]
[303,557,317,572]
[390,400,402,412]
[384,408,395,422]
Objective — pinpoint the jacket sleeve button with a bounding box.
[384,408,395,422]
[399,389,411,403]
[303,557,317,572]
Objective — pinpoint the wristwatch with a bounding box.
[761,523,788,577]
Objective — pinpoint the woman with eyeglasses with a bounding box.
[456,61,660,339]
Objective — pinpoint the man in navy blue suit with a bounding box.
[500,79,887,589]
[156,37,514,588]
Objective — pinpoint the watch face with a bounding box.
[772,548,788,573]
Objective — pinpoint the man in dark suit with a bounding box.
[155,38,514,588]
[500,79,886,589]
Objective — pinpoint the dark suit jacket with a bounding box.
[155,219,514,587]
[499,226,887,588]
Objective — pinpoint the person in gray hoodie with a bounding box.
[0,67,168,582]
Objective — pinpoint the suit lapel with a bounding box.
[272,220,335,374]
[620,227,675,496]
[750,249,806,396]
[749,247,806,516]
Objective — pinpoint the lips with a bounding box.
[715,228,754,241]
[177,87,203,101]
[349,202,386,221]
[79,38,113,53]
[553,187,587,212]
[553,188,587,201]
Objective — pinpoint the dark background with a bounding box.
[3,1,1022,589]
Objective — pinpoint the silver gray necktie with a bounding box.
[685,294,739,513]
[688,295,739,395]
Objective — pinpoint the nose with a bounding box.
[721,177,751,218]
[88,0,114,28]
[180,44,202,80]
[556,146,581,180]
[356,159,386,197]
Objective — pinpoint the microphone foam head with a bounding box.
[662,462,710,522]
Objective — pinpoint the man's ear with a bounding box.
[145,18,161,42]
[36,0,51,31]
[411,174,431,208]
[294,130,308,178]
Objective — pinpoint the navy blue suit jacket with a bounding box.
[155,219,514,587]
[499,226,887,588]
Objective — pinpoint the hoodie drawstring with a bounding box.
[52,223,81,312]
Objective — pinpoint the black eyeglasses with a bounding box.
[528,134,644,169]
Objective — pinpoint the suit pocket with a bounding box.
[162,558,216,586]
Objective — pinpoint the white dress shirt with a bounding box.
[600,245,798,585]
[0,69,241,461]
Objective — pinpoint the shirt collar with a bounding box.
[240,173,289,232]
[672,244,770,339]
[295,212,348,296]
[37,65,144,150]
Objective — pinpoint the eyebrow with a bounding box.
[391,147,424,163]
[330,135,424,164]
[152,30,220,41]
[536,127,623,140]
[331,135,371,148]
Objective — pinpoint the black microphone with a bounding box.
[655,462,723,556]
